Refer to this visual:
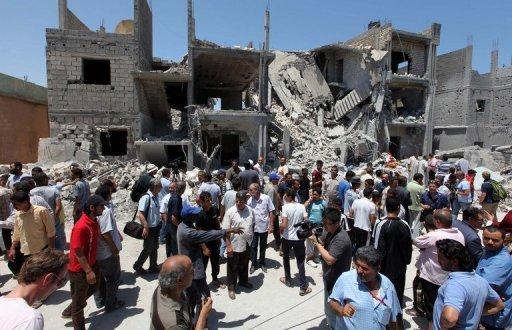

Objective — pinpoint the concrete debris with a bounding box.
[333,84,372,120]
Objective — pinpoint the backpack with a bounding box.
[130,173,153,202]
[490,180,507,202]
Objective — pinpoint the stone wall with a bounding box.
[345,25,392,50]
[134,0,153,71]
[391,37,426,77]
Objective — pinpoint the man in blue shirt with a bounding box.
[452,171,471,221]
[476,226,512,330]
[329,246,402,330]
[433,239,504,330]
[133,178,162,275]
[337,171,355,212]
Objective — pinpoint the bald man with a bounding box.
[150,255,212,330]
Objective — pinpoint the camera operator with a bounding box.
[308,208,352,329]
[279,188,312,296]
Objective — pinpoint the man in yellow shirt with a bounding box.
[8,191,55,272]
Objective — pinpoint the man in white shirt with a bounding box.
[223,191,254,300]
[279,188,312,296]
[0,249,68,330]
[247,183,275,274]
[349,187,377,250]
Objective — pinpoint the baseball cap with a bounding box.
[269,172,280,181]
[181,203,202,217]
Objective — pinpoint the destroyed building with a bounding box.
[434,45,512,150]
[43,0,273,169]
[266,21,441,166]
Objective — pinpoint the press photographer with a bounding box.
[307,208,352,329]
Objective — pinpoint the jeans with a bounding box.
[55,221,66,251]
[227,246,250,290]
[202,241,221,281]
[452,200,471,221]
[68,265,100,330]
[94,255,121,310]
[324,280,336,329]
[282,238,307,290]
[159,220,168,243]
[219,239,226,257]
[133,225,160,270]
[251,232,268,267]
[409,210,423,239]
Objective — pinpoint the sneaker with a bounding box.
[307,260,318,268]
[280,277,291,287]
[299,287,312,296]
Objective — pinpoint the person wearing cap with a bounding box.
[61,195,105,329]
[177,203,243,316]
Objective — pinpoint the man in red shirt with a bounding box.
[62,195,105,329]
[312,160,324,189]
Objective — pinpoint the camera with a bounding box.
[294,221,323,240]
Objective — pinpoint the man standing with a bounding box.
[277,157,289,177]
[409,209,465,326]
[198,173,221,208]
[7,162,29,189]
[160,182,186,257]
[298,168,311,204]
[452,171,471,221]
[304,188,327,267]
[279,188,311,296]
[248,183,275,274]
[150,255,212,330]
[407,154,419,180]
[277,172,293,200]
[377,198,412,308]
[452,207,485,269]
[71,168,90,223]
[196,191,223,288]
[308,208,351,328]
[62,195,105,329]
[133,179,162,275]
[177,204,242,316]
[476,226,512,330]
[214,169,232,198]
[433,239,504,330]
[93,186,124,312]
[263,173,281,251]
[480,171,499,222]
[0,249,68,330]
[407,173,425,238]
[311,160,324,189]
[253,156,265,186]
[159,168,172,202]
[8,191,56,272]
[456,156,470,174]
[31,172,65,251]
[225,160,241,182]
[323,166,341,206]
[375,172,389,193]
[338,171,355,212]
[239,161,259,191]
[223,192,255,300]
[349,187,377,250]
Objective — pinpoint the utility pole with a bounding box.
[258,6,270,112]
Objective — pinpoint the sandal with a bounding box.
[280,277,291,287]
[299,287,312,296]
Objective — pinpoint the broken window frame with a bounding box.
[476,99,486,113]
[100,129,128,156]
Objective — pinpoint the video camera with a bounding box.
[294,221,323,240]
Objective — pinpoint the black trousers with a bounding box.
[165,224,178,258]
[282,239,307,289]
[420,278,440,321]
[384,270,406,307]
[185,277,210,320]
[272,217,281,248]
[352,227,369,252]
[202,241,221,281]
[133,226,160,270]
[251,232,268,267]
[227,246,250,290]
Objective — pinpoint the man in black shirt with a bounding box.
[377,197,412,309]
[163,182,186,257]
[308,208,351,329]
[298,168,310,203]
[239,161,259,191]
[196,191,224,288]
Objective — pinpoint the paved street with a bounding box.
[0,217,429,329]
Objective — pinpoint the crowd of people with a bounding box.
[0,154,511,330]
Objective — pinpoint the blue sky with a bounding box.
[1,0,511,86]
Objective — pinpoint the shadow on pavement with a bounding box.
[217,313,259,329]
[241,273,264,292]
[86,307,145,329]
[44,288,71,305]
[265,258,282,270]
[119,270,137,286]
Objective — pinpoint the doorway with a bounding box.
[221,134,239,166]
[389,136,401,159]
